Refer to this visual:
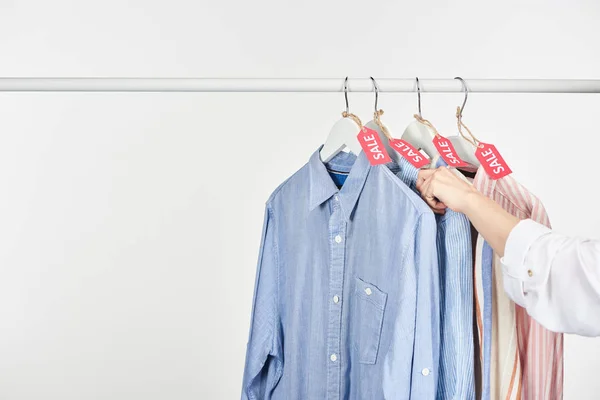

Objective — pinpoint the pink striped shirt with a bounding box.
[474,169,563,400]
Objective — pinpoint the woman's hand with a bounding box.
[416,167,479,214]
[417,166,520,256]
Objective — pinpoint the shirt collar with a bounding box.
[308,148,372,221]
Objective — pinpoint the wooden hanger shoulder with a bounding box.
[319,117,362,163]
[447,135,481,168]
[401,120,439,167]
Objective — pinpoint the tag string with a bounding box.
[342,111,363,129]
[456,106,482,148]
[413,114,442,138]
[374,109,393,140]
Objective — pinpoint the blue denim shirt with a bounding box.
[390,158,475,400]
[242,149,440,400]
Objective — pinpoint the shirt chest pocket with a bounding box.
[352,277,388,365]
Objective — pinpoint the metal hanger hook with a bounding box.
[415,77,422,117]
[344,76,350,114]
[369,76,379,113]
[455,77,468,116]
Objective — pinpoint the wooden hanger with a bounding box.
[400,78,438,166]
[320,77,363,163]
[364,77,402,164]
[446,77,481,168]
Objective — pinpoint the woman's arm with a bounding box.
[417,167,600,336]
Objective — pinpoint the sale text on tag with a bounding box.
[357,127,392,165]
[433,136,468,167]
[475,143,512,180]
[389,139,430,168]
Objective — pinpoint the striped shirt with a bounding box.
[394,159,475,400]
[473,169,564,400]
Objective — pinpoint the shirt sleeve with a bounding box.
[411,212,441,399]
[501,219,600,337]
[241,204,283,399]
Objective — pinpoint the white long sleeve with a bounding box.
[501,219,600,337]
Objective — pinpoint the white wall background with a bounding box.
[0,1,599,399]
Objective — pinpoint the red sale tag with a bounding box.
[432,136,468,167]
[357,127,392,165]
[475,142,512,180]
[389,139,430,168]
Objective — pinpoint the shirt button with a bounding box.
[335,235,342,243]
[528,269,533,277]
[334,195,339,202]
[333,295,340,304]
[365,287,372,296]
[422,368,430,376]
[330,354,337,362]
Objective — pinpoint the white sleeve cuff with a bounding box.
[500,219,552,307]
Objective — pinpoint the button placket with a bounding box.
[326,198,345,400]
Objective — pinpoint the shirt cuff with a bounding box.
[500,219,552,307]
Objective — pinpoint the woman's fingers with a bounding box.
[419,175,447,214]
[416,168,436,192]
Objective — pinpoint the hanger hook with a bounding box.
[370,76,379,113]
[344,77,350,114]
[415,77,422,118]
[455,77,468,116]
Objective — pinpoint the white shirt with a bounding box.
[502,219,600,337]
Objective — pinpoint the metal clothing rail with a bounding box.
[0,78,599,93]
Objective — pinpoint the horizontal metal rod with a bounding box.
[0,78,599,93]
